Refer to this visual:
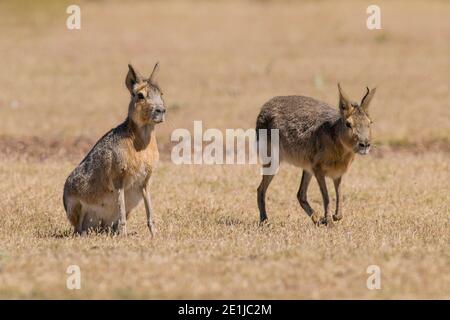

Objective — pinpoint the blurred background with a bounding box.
[0,0,448,159]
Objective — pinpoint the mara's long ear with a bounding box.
[148,62,160,84]
[360,86,377,114]
[338,83,354,118]
[125,64,144,94]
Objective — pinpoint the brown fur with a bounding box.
[256,84,376,226]
[63,63,166,235]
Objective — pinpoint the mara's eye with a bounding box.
[137,92,145,100]
[345,121,352,128]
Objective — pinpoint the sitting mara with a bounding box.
[63,63,166,235]
[256,84,376,226]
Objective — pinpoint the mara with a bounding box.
[256,84,376,226]
[63,63,166,236]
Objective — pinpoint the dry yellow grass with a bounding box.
[0,153,449,299]
[0,0,449,299]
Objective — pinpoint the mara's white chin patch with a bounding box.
[358,148,370,155]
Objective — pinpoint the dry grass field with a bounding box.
[0,0,449,299]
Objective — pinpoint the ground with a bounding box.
[0,0,448,299]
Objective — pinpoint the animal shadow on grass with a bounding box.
[35,228,73,239]
[216,216,268,230]
[216,216,246,227]
[35,228,138,239]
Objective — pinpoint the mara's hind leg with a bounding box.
[82,212,104,234]
[313,169,333,227]
[70,202,86,235]
[257,173,274,223]
[296,170,320,225]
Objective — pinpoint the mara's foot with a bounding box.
[259,218,270,227]
[310,212,321,226]
[73,230,87,237]
[319,216,334,227]
[117,224,128,236]
[333,213,343,221]
[148,222,157,237]
[259,213,268,224]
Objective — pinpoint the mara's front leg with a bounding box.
[333,177,343,221]
[297,170,320,225]
[114,181,127,236]
[142,185,156,237]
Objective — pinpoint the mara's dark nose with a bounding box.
[359,142,370,148]
[154,106,166,114]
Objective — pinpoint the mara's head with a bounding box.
[126,63,166,125]
[338,83,377,155]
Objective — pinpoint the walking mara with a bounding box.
[256,84,376,226]
[63,63,166,236]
